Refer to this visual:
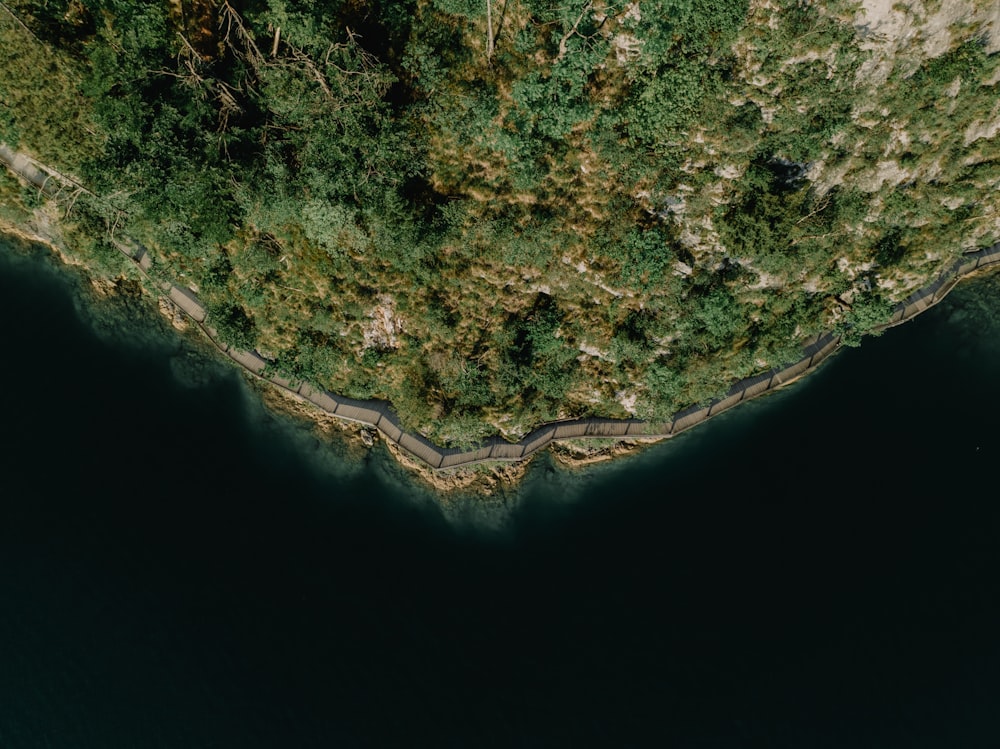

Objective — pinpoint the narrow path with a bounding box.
[3,145,999,470]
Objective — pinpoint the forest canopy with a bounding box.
[1,0,999,445]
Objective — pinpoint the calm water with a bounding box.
[1,236,999,748]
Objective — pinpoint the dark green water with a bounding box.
[2,236,999,748]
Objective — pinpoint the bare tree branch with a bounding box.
[556,1,593,62]
[486,0,494,61]
[218,0,265,72]
[494,0,511,47]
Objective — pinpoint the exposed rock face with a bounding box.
[361,294,403,353]
[158,297,189,331]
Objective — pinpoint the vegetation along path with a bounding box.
[3,145,999,471]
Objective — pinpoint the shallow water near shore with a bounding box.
[2,235,1000,748]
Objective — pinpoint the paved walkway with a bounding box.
[3,145,999,470]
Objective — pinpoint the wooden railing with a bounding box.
[4,144,999,470]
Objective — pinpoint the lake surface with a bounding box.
[2,235,999,748]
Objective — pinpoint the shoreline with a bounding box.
[3,145,1000,477]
